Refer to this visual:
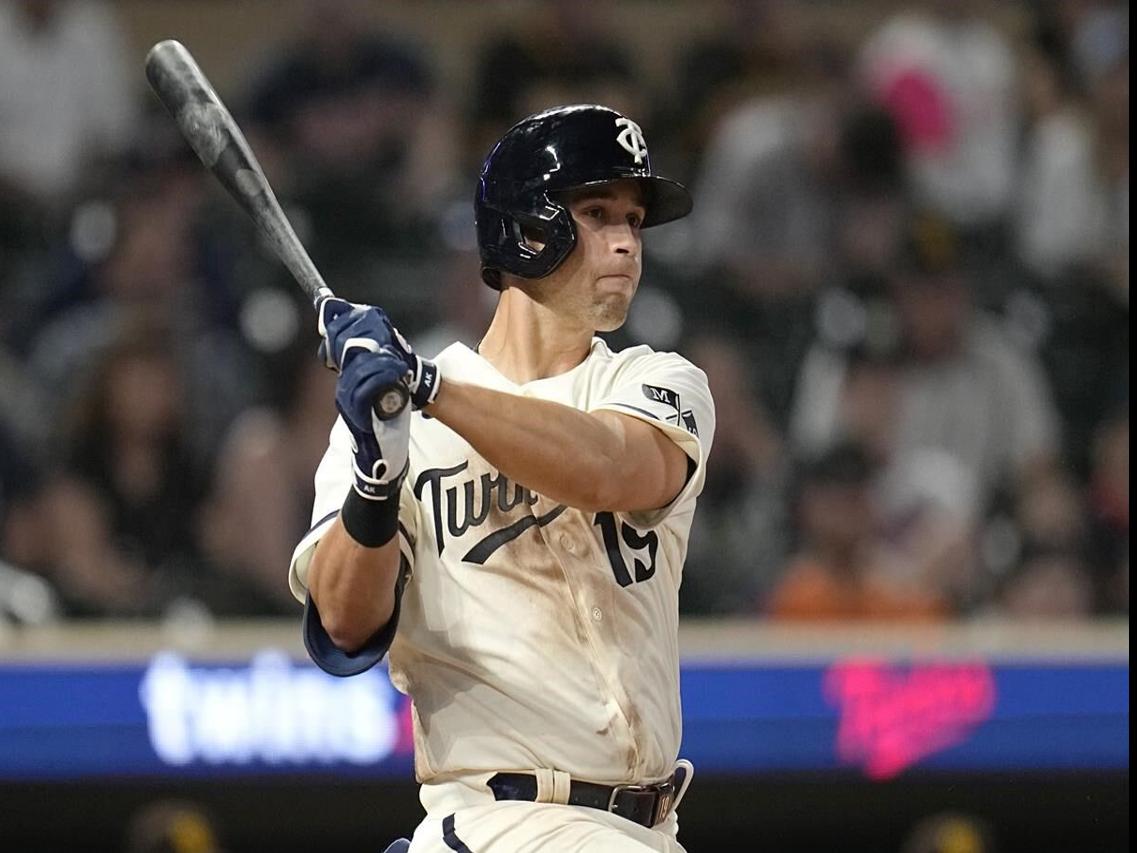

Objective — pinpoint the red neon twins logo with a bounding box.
[824,660,996,779]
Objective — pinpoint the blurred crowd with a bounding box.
[0,0,1128,625]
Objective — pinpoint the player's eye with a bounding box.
[583,206,605,219]
[627,212,643,229]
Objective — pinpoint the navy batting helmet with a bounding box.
[475,104,692,289]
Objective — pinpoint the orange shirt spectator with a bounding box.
[768,555,947,621]
[767,441,949,621]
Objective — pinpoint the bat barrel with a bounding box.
[144,40,406,419]
[145,40,329,307]
[145,41,223,164]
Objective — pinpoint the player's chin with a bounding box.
[593,296,631,332]
[593,279,636,329]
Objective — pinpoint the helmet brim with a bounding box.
[554,175,693,228]
[640,175,694,227]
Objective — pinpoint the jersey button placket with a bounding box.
[591,606,603,622]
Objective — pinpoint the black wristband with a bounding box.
[340,488,400,547]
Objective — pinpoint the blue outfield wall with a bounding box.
[0,650,1127,781]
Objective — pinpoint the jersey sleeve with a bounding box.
[589,351,716,527]
[288,417,353,603]
[288,415,420,676]
[287,417,418,602]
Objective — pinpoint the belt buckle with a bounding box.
[607,779,676,828]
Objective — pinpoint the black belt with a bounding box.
[487,771,680,829]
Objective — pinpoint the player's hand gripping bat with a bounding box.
[144,39,409,420]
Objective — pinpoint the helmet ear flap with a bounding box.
[478,210,564,289]
[478,197,578,285]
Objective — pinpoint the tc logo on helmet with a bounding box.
[615,117,647,165]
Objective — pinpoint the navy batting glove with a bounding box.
[317,297,396,373]
[336,346,411,501]
[316,298,410,500]
[384,323,441,410]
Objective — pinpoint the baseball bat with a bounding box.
[144,39,408,419]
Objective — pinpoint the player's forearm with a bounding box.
[307,521,401,652]
[427,379,636,511]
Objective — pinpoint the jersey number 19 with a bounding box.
[594,512,658,587]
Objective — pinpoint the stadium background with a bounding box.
[0,1,1128,851]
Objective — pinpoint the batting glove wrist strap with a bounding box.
[407,356,440,409]
[351,453,408,499]
[385,324,439,410]
[341,484,401,547]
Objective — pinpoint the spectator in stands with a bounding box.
[22,128,256,465]
[31,320,267,617]
[791,213,1075,610]
[679,39,870,295]
[676,78,907,422]
[470,0,639,161]
[648,0,810,184]
[859,0,1019,235]
[0,0,136,213]
[766,440,949,621]
[246,0,457,265]
[682,333,790,613]
[199,351,338,614]
[0,0,139,387]
[40,321,208,616]
[1014,41,1110,283]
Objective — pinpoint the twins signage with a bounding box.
[138,651,411,766]
[824,660,997,779]
[0,654,1126,779]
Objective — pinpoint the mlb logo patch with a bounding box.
[642,383,698,436]
[642,384,680,411]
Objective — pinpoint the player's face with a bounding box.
[547,181,646,331]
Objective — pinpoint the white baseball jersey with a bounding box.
[289,337,714,793]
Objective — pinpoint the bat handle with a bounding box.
[373,384,410,421]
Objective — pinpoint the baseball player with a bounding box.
[289,104,715,852]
